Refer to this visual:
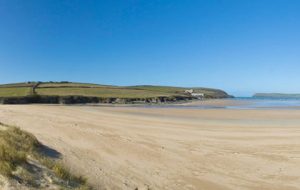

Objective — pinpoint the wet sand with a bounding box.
[1,104,300,190]
[181,99,252,107]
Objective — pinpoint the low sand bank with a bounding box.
[180,99,250,107]
[1,104,300,190]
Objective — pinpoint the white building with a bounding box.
[184,89,205,99]
[184,89,194,94]
[191,93,204,99]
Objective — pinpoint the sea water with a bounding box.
[142,98,300,110]
[226,97,300,109]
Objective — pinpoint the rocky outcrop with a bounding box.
[0,95,195,105]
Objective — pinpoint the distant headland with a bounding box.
[0,81,233,104]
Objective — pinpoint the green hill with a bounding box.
[0,81,232,104]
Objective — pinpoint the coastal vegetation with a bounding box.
[0,122,91,189]
[0,81,232,104]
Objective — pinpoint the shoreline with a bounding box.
[3,98,300,111]
[4,98,300,111]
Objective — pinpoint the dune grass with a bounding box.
[0,123,91,189]
[0,126,40,177]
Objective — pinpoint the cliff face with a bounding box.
[0,95,194,104]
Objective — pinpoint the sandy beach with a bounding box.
[1,103,300,190]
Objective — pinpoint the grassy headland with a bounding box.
[0,82,232,104]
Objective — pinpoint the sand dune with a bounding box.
[1,104,300,190]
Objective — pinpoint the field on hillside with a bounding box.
[36,87,174,98]
[0,87,32,97]
[0,82,230,99]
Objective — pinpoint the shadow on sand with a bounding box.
[39,144,61,159]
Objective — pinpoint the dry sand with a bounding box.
[0,104,300,190]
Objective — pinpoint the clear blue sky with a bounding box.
[0,0,299,96]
